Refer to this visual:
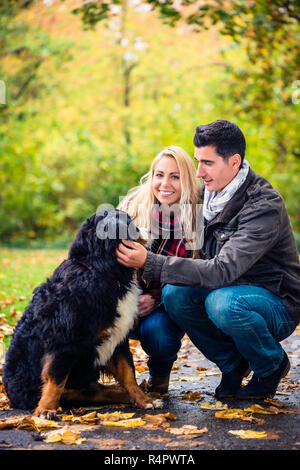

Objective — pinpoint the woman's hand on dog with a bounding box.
[116,240,147,268]
[138,294,156,317]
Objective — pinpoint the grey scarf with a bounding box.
[203,160,250,221]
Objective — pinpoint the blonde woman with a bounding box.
[118,146,201,393]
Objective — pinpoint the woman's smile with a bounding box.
[152,156,182,205]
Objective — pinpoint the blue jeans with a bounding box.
[132,307,184,378]
[162,284,296,378]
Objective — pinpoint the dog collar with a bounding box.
[73,259,119,282]
[77,260,93,270]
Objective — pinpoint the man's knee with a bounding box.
[162,285,190,320]
[205,289,233,331]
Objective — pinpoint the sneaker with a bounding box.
[147,375,170,394]
[236,351,290,400]
[215,358,251,399]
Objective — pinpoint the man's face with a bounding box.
[194,145,241,192]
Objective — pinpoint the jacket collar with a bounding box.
[204,168,256,227]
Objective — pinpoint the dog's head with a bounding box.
[69,209,142,263]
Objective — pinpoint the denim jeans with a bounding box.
[132,307,184,378]
[162,284,296,378]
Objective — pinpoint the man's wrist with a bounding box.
[142,251,165,282]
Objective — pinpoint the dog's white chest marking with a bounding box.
[95,281,139,367]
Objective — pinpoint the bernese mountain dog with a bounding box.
[3,209,161,418]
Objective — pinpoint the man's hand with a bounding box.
[138,294,156,317]
[116,240,147,269]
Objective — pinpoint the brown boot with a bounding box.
[147,375,170,394]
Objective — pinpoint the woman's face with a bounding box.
[152,156,182,205]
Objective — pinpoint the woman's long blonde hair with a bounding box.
[118,146,202,256]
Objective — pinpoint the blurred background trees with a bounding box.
[0,0,299,246]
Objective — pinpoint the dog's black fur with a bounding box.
[3,210,155,414]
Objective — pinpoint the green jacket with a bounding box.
[142,168,300,324]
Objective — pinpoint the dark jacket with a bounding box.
[142,168,300,324]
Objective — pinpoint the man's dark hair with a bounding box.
[193,120,246,163]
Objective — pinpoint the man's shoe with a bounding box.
[236,351,290,400]
[215,358,250,399]
[148,375,170,394]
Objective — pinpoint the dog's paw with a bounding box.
[153,398,164,409]
[142,398,164,409]
[144,402,154,409]
[34,408,58,421]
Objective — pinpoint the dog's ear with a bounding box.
[68,215,96,260]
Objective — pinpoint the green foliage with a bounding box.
[0,1,299,243]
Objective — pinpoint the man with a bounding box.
[117,120,300,399]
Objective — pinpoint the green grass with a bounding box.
[0,248,67,350]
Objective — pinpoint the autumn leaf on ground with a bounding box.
[0,392,10,410]
[200,401,228,410]
[62,411,99,424]
[88,437,126,450]
[143,412,176,430]
[43,427,86,445]
[135,364,149,373]
[181,391,202,402]
[0,415,59,431]
[248,403,299,415]
[142,437,172,444]
[244,404,281,415]
[215,408,265,425]
[228,430,279,440]
[30,416,61,431]
[102,417,146,427]
[264,398,300,413]
[97,411,135,421]
[264,398,286,408]
[162,412,176,421]
[144,412,176,422]
[196,367,221,377]
[166,425,208,436]
[278,379,300,393]
[166,439,206,448]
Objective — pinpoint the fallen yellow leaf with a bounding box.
[135,365,149,373]
[244,404,280,415]
[97,411,135,421]
[61,414,78,422]
[0,415,59,431]
[200,401,228,410]
[30,416,61,431]
[102,418,146,427]
[215,408,265,425]
[181,391,202,402]
[166,425,208,436]
[162,412,176,421]
[143,412,176,429]
[44,427,86,445]
[228,430,279,440]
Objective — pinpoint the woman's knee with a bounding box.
[138,310,182,356]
